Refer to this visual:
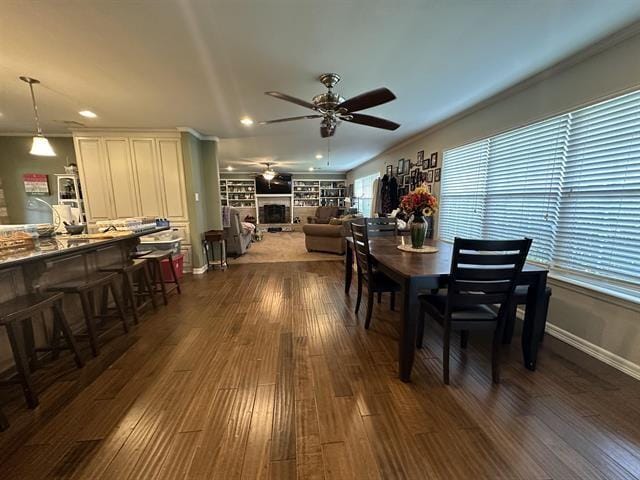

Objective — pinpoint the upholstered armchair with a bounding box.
[306,206,339,224]
[223,208,252,256]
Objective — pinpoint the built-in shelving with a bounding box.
[225,179,255,208]
[293,180,320,207]
[320,180,346,208]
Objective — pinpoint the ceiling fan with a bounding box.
[259,73,400,138]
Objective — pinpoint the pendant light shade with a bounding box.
[262,162,276,181]
[20,76,56,157]
[30,135,56,156]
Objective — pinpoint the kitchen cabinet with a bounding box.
[74,137,112,221]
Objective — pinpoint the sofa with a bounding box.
[223,208,253,256]
[306,206,340,224]
[302,216,362,255]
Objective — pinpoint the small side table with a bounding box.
[204,230,227,271]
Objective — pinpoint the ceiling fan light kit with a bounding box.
[260,73,400,138]
[20,76,57,157]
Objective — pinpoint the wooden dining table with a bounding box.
[345,236,549,382]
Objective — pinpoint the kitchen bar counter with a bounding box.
[0,226,170,372]
[0,227,169,270]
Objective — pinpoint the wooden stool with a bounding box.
[204,229,227,270]
[144,250,181,305]
[100,259,157,324]
[48,272,128,357]
[0,292,84,408]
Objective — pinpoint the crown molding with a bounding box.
[177,127,219,142]
[0,132,72,137]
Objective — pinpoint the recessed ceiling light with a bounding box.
[315,154,323,159]
[240,117,254,126]
[308,167,314,171]
[79,110,97,118]
[226,166,234,171]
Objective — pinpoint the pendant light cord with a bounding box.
[26,80,43,136]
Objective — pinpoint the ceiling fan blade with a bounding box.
[345,113,400,131]
[265,91,317,110]
[259,115,322,125]
[337,87,396,113]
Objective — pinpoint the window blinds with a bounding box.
[554,91,640,285]
[439,89,640,288]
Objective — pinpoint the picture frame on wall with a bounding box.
[385,164,393,176]
[417,150,424,166]
[426,184,432,193]
[426,169,434,183]
[397,158,406,175]
[403,174,410,186]
[429,152,438,168]
[435,168,441,182]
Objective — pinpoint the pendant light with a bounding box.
[20,76,56,157]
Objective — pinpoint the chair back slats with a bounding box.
[350,222,372,276]
[365,217,397,237]
[447,237,532,313]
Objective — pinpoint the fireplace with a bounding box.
[263,204,286,223]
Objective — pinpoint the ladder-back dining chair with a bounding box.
[350,221,401,329]
[365,217,398,237]
[417,237,532,384]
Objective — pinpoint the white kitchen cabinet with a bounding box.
[74,137,113,221]
[104,138,139,218]
[130,138,164,217]
[157,139,188,221]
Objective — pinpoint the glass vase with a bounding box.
[410,213,427,249]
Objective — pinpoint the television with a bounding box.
[255,174,292,195]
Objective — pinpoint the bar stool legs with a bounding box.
[5,319,39,408]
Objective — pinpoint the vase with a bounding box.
[410,214,427,249]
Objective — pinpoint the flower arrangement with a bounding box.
[399,186,438,217]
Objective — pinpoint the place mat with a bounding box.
[397,244,439,254]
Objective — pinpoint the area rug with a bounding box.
[228,231,344,264]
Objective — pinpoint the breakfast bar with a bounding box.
[0,227,169,372]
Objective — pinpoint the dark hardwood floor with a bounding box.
[1,261,639,479]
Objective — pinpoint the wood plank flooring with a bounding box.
[1,261,639,479]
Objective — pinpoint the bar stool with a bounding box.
[48,272,128,357]
[0,292,84,408]
[99,259,157,324]
[0,407,8,431]
[503,285,552,344]
[144,250,181,305]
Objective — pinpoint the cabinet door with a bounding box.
[157,139,188,221]
[74,137,113,221]
[104,138,139,218]
[130,138,164,217]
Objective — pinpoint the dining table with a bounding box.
[344,236,549,382]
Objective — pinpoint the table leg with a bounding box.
[521,272,548,370]
[345,242,353,295]
[399,277,420,382]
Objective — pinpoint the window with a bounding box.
[440,89,640,290]
[354,173,378,216]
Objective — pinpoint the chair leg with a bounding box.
[539,292,551,344]
[443,323,451,385]
[124,271,140,325]
[355,272,363,314]
[502,300,518,345]
[390,291,395,311]
[492,319,507,384]
[52,302,84,369]
[5,320,39,408]
[49,315,62,360]
[142,263,158,310]
[154,260,169,306]
[377,291,382,304]
[0,408,8,431]
[416,303,426,349]
[79,291,100,357]
[168,255,182,294]
[110,281,129,333]
[460,330,469,349]
[364,286,375,330]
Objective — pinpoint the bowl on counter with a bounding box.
[64,224,86,235]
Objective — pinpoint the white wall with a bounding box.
[348,30,640,374]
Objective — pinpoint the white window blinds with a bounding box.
[440,89,640,289]
[554,91,640,285]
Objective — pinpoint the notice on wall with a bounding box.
[23,173,50,195]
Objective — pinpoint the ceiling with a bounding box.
[2,1,640,173]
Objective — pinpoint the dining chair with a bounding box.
[350,221,401,329]
[365,217,398,237]
[416,237,532,384]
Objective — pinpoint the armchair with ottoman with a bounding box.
[307,206,340,224]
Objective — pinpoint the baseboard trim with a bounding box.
[191,265,208,275]
[545,323,640,381]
